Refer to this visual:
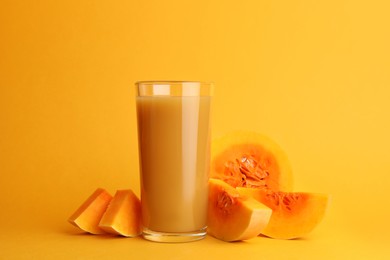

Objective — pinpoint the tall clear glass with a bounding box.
[135,81,213,242]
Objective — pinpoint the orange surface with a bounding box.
[1,0,390,259]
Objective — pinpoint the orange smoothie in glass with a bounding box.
[136,82,212,242]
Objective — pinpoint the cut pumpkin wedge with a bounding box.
[99,189,142,237]
[237,187,329,239]
[68,188,112,234]
[207,178,272,242]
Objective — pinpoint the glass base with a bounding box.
[142,227,207,243]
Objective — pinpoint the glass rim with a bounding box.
[135,80,213,86]
[135,81,213,97]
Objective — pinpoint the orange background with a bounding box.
[1,0,389,258]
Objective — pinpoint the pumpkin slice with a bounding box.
[211,131,293,191]
[99,189,142,237]
[68,188,112,234]
[237,187,329,239]
[207,178,272,242]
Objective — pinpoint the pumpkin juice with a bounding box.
[136,91,211,239]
